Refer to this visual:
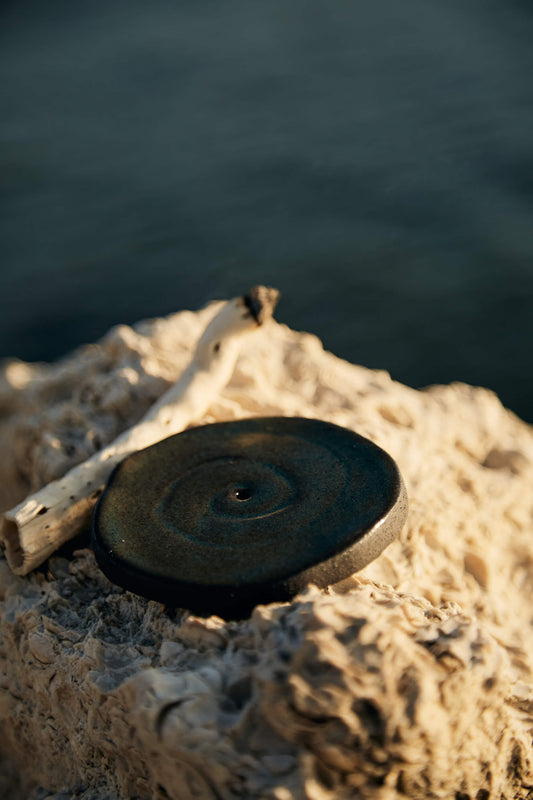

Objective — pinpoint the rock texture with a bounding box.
[0,306,532,800]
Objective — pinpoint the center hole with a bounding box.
[233,486,252,501]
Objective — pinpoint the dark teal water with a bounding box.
[1,0,532,420]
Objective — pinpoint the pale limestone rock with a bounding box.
[0,307,532,799]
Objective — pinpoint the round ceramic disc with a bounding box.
[92,417,408,616]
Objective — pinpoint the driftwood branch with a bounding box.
[0,286,279,575]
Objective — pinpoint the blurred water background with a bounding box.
[1,0,532,420]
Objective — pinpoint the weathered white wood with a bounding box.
[0,287,279,575]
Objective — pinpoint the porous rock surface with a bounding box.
[0,306,532,800]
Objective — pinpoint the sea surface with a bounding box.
[1,0,532,420]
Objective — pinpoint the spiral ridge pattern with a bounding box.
[93,417,407,614]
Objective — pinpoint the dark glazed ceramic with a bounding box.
[92,417,408,617]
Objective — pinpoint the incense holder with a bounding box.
[92,417,408,616]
